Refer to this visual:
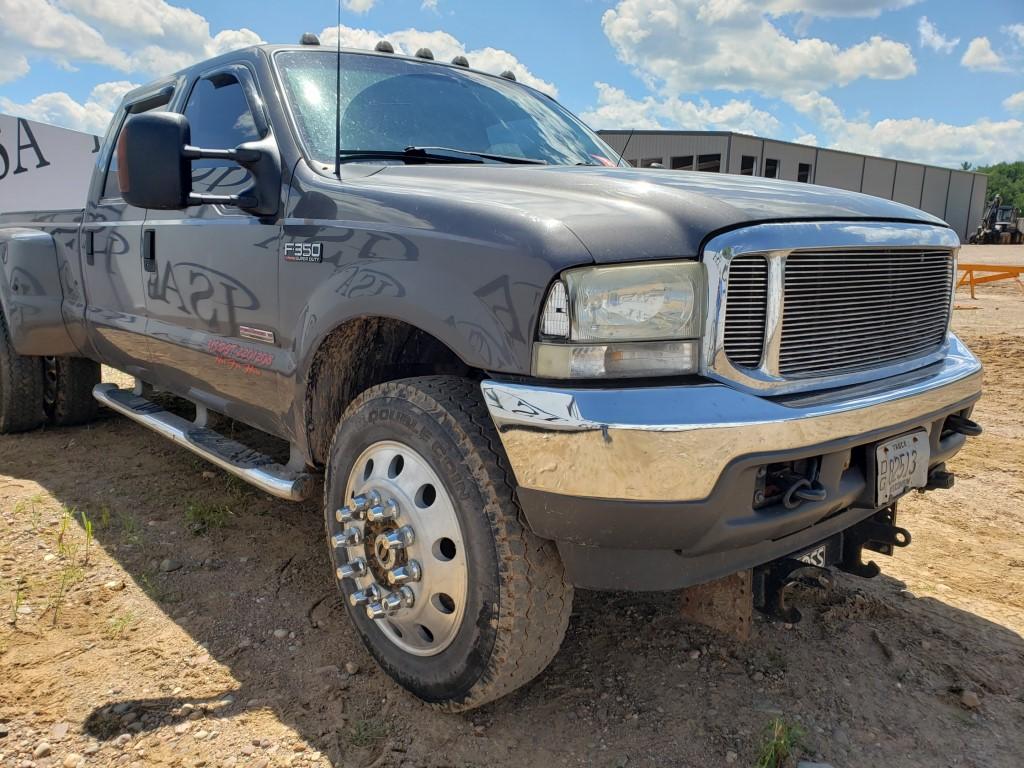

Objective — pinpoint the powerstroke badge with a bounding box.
[283,241,323,263]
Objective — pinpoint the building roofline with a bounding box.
[595,129,986,178]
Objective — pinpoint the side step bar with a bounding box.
[93,383,313,501]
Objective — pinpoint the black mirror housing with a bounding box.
[119,112,192,209]
[234,136,281,217]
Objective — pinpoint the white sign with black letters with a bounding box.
[0,114,100,214]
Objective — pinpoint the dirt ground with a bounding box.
[1,245,1022,768]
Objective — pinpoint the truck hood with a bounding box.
[370,164,949,262]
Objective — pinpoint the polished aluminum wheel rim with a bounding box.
[336,440,468,656]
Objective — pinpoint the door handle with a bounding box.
[143,229,156,273]
[84,230,94,266]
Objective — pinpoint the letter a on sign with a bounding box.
[13,119,51,175]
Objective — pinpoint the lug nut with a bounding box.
[349,583,383,608]
[335,506,356,524]
[383,525,415,551]
[349,490,381,514]
[387,560,422,586]
[365,601,388,620]
[333,527,363,548]
[365,498,399,523]
[383,586,416,613]
[337,557,368,580]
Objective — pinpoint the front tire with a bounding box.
[323,376,573,711]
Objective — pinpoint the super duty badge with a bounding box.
[283,241,323,263]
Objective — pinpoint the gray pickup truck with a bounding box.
[0,39,983,710]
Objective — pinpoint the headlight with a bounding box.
[534,261,705,378]
[566,262,704,341]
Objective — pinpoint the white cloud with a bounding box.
[1004,91,1024,115]
[0,54,30,85]
[961,37,1008,72]
[87,80,138,111]
[0,0,127,71]
[601,0,916,97]
[0,0,262,83]
[765,0,920,17]
[917,16,958,54]
[1006,24,1024,46]
[421,0,439,10]
[786,91,1024,167]
[784,91,845,132]
[343,0,376,12]
[0,80,138,134]
[579,82,782,136]
[319,24,557,95]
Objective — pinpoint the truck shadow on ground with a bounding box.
[4,412,1024,767]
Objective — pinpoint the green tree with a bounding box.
[974,161,1024,209]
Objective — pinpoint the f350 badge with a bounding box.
[283,241,323,263]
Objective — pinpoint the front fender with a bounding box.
[0,227,78,356]
[284,179,595,382]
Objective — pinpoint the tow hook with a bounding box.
[755,458,829,510]
[837,505,911,579]
[945,413,983,437]
[783,477,827,509]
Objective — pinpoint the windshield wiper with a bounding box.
[411,146,547,165]
[336,146,546,165]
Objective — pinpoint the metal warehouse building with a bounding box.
[598,130,988,241]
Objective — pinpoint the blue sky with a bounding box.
[1,0,1022,167]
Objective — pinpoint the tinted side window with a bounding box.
[184,77,260,195]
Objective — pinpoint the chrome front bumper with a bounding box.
[482,334,982,504]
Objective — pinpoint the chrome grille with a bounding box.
[724,255,768,368]
[778,248,953,377]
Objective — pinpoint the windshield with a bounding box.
[275,50,621,167]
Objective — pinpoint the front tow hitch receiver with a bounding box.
[924,463,955,491]
[837,505,911,579]
[753,558,834,624]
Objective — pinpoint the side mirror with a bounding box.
[119,111,281,217]
[119,112,191,209]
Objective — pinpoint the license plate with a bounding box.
[875,429,929,506]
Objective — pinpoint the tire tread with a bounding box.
[45,356,99,426]
[326,375,573,711]
[0,311,45,433]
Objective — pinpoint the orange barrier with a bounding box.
[956,263,1024,299]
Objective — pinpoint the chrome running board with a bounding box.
[93,383,313,501]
